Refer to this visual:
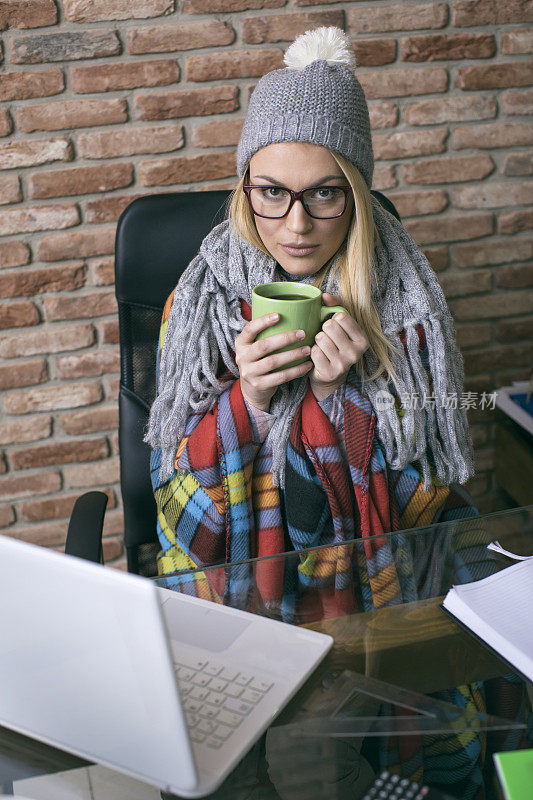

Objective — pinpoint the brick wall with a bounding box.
[1,1,532,566]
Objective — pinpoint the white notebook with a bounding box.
[442,559,533,682]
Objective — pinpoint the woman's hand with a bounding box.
[235,313,314,412]
[309,293,369,402]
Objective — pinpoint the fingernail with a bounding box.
[270,313,279,320]
[302,346,311,355]
[296,330,305,339]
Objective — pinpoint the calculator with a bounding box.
[361,770,456,799]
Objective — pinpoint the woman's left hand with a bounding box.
[308,293,369,402]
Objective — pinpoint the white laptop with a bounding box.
[0,534,333,798]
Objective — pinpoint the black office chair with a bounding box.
[65,189,401,573]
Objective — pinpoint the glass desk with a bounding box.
[1,506,532,800]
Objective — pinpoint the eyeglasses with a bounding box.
[242,183,352,219]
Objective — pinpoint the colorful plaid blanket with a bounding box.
[150,290,530,798]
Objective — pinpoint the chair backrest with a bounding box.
[115,190,401,575]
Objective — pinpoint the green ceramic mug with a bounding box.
[251,282,348,370]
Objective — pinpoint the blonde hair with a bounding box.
[225,151,401,385]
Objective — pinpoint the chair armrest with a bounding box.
[65,491,108,564]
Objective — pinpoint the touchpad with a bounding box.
[162,597,251,652]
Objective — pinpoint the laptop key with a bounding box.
[235,673,253,686]
[175,655,208,671]
[176,667,195,682]
[197,718,217,735]
[204,663,223,676]
[191,730,206,743]
[184,699,202,713]
[217,710,244,728]
[206,737,223,749]
[241,689,263,704]
[192,673,211,687]
[223,698,253,716]
[224,684,243,698]
[220,668,239,681]
[186,712,201,728]
[249,678,273,693]
[190,686,209,702]
[199,705,219,720]
[212,725,233,741]
[208,678,228,693]
[206,692,225,707]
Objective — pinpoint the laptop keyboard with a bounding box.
[174,653,273,750]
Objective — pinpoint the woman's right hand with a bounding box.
[235,313,313,412]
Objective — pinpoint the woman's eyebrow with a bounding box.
[252,174,348,186]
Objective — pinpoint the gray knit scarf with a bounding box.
[146,195,474,492]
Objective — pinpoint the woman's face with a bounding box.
[247,142,354,277]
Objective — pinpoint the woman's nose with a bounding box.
[285,199,313,232]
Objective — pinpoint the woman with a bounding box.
[148,27,529,798]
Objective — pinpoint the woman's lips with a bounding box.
[280,244,319,257]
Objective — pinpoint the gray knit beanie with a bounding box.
[236,26,374,187]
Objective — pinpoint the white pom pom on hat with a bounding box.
[283,26,357,72]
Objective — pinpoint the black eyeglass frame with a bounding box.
[242,183,353,220]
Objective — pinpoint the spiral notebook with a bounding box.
[441,559,533,683]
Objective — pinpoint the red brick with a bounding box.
[388,190,447,218]
[502,152,533,176]
[452,238,532,268]
[7,520,68,548]
[77,125,183,159]
[0,300,39,330]
[12,437,109,471]
[348,3,448,33]
[0,263,86,299]
[0,109,13,137]
[0,174,21,204]
[404,212,493,245]
[502,29,533,55]
[127,19,234,54]
[456,62,533,91]
[404,154,494,184]
[65,0,173,23]
[98,319,119,344]
[17,99,127,133]
[456,323,491,349]
[374,129,448,160]
[372,165,397,191]
[404,95,496,125]
[0,0,57,30]
[191,118,244,148]
[438,269,492,298]
[495,316,533,343]
[63,457,120,488]
[422,245,448,271]
[85,194,143,224]
[59,406,118,435]
[71,59,179,94]
[55,350,120,379]
[102,510,124,538]
[495,263,533,289]
[135,85,238,121]
[502,88,533,116]
[183,0,283,10]
[37,227,115,261]
[0,137,73,170]
[0,359,47,390]
[140,151,235,186]
[91,257,115,285]
[0,69,64,101]
[0,323,94,359]
[187,48,283,81]
[19,488,115,523]
[454,181,532,210]
[0,415,52,446]
[464,343,533,374]
[0,203,79,236]
[498,209,533,234]
[29,163,133,200]
[354,38,397,68]
[0,241,30,269]
[0,505,15,528]
[0,471,61,500]
[369,103,398,129]
[4,380,102,415]
[453,122,533,150]
[242,11,343,44]
[402,33,495,62]
[44,291,117,322]
[107,378,120,402]
[10,30,120,64]
[361,67,448,100]
[102,537,124,562]
[452,0,532,28]
[450,290,533,321]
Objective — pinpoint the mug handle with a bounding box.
[320,304,348,323]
